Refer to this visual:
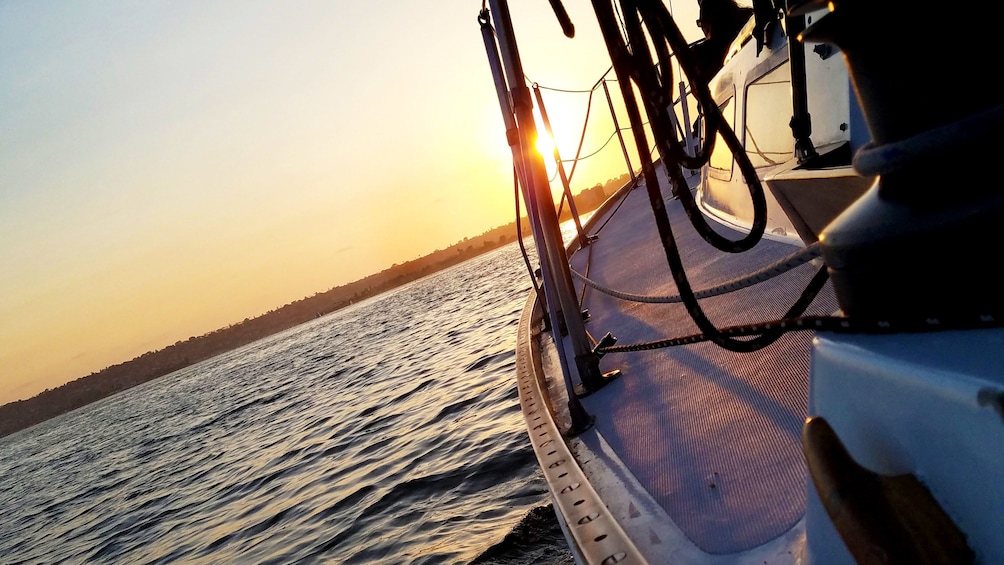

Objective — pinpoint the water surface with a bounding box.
[0,243,572,564]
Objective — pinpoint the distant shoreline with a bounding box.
[0,176,627,439]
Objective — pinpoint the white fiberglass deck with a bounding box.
[541,170,838,558]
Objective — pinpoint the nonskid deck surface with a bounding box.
[565,174,838,554]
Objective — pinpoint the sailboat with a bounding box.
[480,0,1003,563]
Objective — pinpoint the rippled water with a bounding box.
[0,243,573,564]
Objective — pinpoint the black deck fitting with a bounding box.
[806,0,1004,320]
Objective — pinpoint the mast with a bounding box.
[483,0,613,432]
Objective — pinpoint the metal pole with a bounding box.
[479,11,554,325]
[602,80,636,182]
[532,84,591,249]
[678,80,695,163]
[784,11,817,163]
[488,0,608,409]
[666,94,683,157]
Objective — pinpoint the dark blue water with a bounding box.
[0,243,573,564]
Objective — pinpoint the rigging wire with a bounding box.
[587,264,830,353]
[591,175,639,235]
[567,128,620,163]
[564,88,595,185]
[492,0,1004,360]
[589,140,654,237]
[578,234,596,305]
[513,166,542,304]
[524,65,615,94]
[598,310,1004,354]
[572,242,824,304]
[556,125,650,223]
[535,73,634,224]
[532,84,597,94]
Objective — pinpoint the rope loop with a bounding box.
[591,0,791,353]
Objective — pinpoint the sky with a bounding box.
[0,0,702,404]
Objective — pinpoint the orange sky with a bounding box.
[0,1,702,404]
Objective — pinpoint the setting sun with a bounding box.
[534,131,559,182]
[535,132,556,158]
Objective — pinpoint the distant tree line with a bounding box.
[0,174,630,438]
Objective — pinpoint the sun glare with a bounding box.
[535,132,555,158]
[534,132,559,181]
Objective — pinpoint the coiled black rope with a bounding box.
[529,1,1004,356]
[590,0,811,353]
[613,0,767,252]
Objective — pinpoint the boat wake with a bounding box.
[469,504,573,565]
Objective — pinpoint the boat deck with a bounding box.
[523,168,838,562]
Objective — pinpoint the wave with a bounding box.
[463,350,512,373]
[0,244,563,565]
[469,504,572,565]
